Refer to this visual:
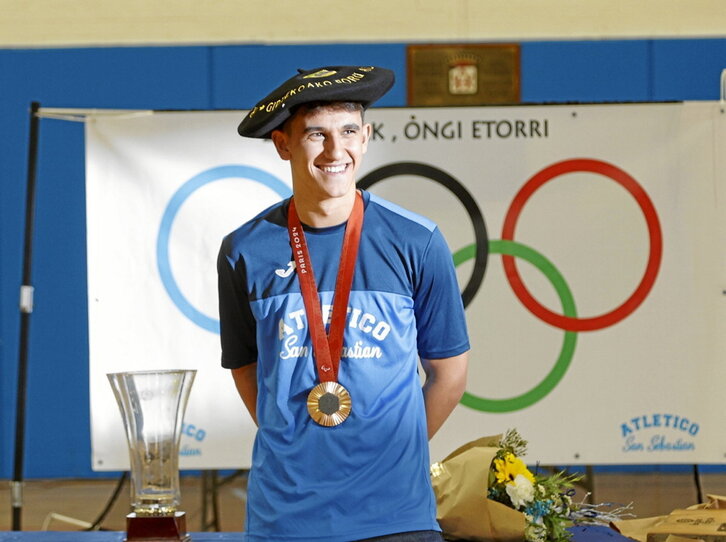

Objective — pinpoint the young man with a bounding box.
[218,66,469,542]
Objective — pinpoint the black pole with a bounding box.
[11,101,41,531]
[693,464,703,504]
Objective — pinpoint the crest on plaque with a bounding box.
[448,55,478,95]
[407,44,520,106]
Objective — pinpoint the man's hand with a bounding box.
[421,352,468,439]
[231,363,259,426]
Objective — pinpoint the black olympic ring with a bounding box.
[358,162,489,308]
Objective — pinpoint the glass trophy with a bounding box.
[108,369,196,542]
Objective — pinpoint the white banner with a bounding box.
[86,103,726,469]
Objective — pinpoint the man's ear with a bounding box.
[271,129,291,161]
[361,123,373,154]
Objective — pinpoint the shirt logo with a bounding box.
[275,261,295,278]
[277,306,391,361]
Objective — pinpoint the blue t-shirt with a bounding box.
[218,190,469,541]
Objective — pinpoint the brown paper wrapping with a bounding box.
[611,516,668,542]
[431,436,527,541]
[611,495,726,542]
[688,494,726,510]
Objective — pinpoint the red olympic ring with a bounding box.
[501,158,663,332]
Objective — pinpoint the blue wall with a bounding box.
[1,40,724,478]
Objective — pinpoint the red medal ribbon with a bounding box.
[287,193,364,383]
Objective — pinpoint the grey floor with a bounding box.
[1,471,724,532]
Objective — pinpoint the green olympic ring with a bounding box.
[454,239,578,413]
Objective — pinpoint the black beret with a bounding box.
[237,65,395,139]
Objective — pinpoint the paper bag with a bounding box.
[645,508,726,542]
[688,495,726,511]
[431,436,526,541]
[612,497,726,542]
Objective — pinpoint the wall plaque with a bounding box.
[407,44,520,106]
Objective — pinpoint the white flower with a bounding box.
[525,523,547,542]
[505,473,535,509]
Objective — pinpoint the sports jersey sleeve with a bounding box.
[413,227,470,359]
[217,238,258,369]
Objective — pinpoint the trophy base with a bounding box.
[125,511,191,542]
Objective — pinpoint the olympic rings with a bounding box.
[157,157,660,413]
[501,159,662,332]
[358,162,489,308]
[455,240,578,412]
[157,165,291,333]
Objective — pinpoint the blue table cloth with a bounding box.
[0,525,632,541]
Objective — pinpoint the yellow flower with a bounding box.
[493,453,535,485]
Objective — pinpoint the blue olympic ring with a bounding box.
[156,165,291,333]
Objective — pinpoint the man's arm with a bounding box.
[231,363,259,426]
[421,352,468,440]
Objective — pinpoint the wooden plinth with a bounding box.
[125,511,191,542]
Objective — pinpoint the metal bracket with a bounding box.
[19,285,34,314]
[10,481,24,508]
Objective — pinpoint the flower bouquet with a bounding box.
[431,430,582,542]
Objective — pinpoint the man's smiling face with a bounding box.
[271,103,371,203]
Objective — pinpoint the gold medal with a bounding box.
[307,382,352,426]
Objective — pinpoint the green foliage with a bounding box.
[498,428,529,458]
